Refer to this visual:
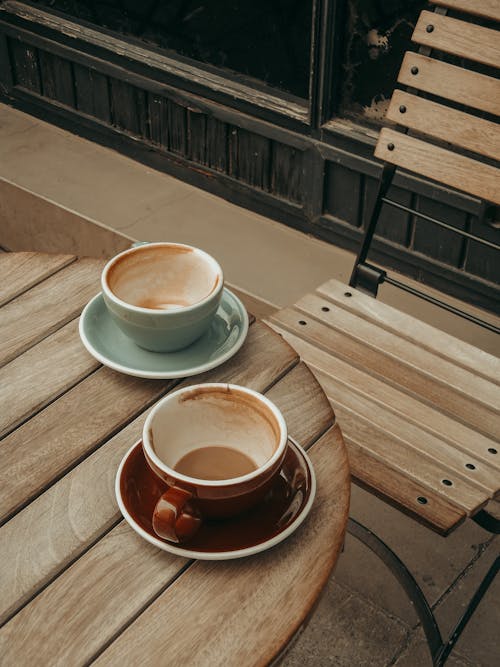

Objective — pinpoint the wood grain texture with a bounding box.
[9,39,40,93]
[433,0,500,22]
[0,258,104,367]
[267,330,494,514]
[413,11,500,68]
[320,375,498,497]
[316,279,500,385]
[236,129,271,190]
[347,442,465,535]
[0,414,146,625]
[0,251,74,306]
[270,329,500,472]
[0,318,100,438]
[93,427,350,667]
[38,50,75,107]
[398,53,500,117]
[0,367,174,523]
[333,404,488,514]
[0,318,300,623]
[271,142,304,204]
[0,523,186,666]
[185,320,298,391]
[73,63,110,122]
[375,128,500,206]
[292,292,500,419]
[387,90,500,162]
[266,361,334,448]
[271,307,500,441]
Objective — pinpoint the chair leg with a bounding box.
[349,163,395,295]
[347,518,499,666]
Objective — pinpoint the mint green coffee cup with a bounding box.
[101,242,223,352]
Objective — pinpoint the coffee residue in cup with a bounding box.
[174,446,257,480]
[135,296,191,310]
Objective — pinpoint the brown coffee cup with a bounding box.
[142,383,288,543]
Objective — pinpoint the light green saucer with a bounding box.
[79,288,249,379]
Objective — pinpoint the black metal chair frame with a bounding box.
[346,5,499,664]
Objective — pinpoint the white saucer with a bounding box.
[79,288,249,379]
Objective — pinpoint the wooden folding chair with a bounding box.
[268,2,499,664]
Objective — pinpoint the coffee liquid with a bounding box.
[174,446,257,480]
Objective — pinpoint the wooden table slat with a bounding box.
[93,427,349,667]
[0,252,350,665]
[0,318,100,438]
[0,251,75,307]
[0,258,104,367]
[0,328,311,626]
[0,522,186,666]
[0,367,175,523]
[266,361,334,447]
[0,414,145,625]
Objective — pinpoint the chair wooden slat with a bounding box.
[346,442,466,535]
[332,402,489,515]
[269,305,500,441]
[293,292,499,416]
[413,11,500,69]
[398,53,500,117]
[267,322,475,535]
[269,326,500,472]
[316,279,500,385]
[387,90,500,161]
[375,128,500,205]
[433,0,500,22]
[320,375,499,499]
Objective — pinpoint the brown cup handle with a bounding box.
[152,487,202,543]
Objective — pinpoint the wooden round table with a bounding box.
[0,251,350,666]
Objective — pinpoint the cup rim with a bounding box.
[101,242,224,314]
[142,383,288,487]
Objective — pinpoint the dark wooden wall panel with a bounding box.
[271,143,304,204]
[206,118,228,173]
[109,79,148,138]
[466,221,500,284]
[8,39,40,93]
[0,22,497,312]
[148,94,168,149]
[324,164,361,226]
[363,178,411,246]
[236,129,271,191]
[38,51,74,107]
[73,64,110,123]
[414,198,466,267]
[187,110,207,164]
[0,34,13,91]
[166,100,186,155]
